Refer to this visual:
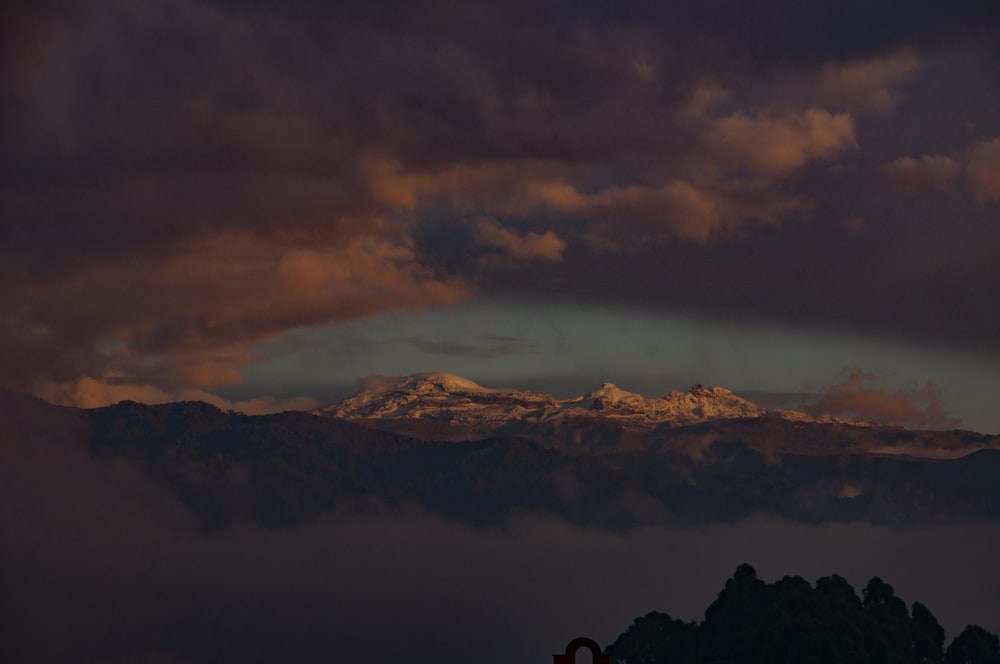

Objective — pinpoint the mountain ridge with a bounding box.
[4,387,1000,531]
[315,373,994,458]
[1,377,990,460]
[316,372,829,429]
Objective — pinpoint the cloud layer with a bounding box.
[2,0,999,405]
[3,414,999,663]
[807,371,959,430]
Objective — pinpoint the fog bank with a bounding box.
[3,437,999,663]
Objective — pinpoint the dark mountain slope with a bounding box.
[2,391,999,530]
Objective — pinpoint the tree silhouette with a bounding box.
[608,565,998,664]
[945,626,1000,664]
[607,612,698,664]
[912,602,945,664]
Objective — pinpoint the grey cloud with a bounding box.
[406,334,535,359]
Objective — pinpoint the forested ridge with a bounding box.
[609,564,1000,664]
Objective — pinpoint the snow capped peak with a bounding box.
[688,384,732,397]
[402,372,490,393]
[359,372,489,395]
[317,372,562,425]
[587,382,647,411]
[419,371,492,392]
[589,381,627,395]
[649,384,767,421]
[317,373,814,433]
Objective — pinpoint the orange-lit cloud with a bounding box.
[4,232,469,401]
[967,138,1000,203]
[844,215,866,235]
[475,219,566,261]
[806,371,959,430]
[363,149,817,244]
[817,50,920,111]
[708,109,856,176]
[3,0,999,408]
[576,179,810,242]
[878,154,961,191]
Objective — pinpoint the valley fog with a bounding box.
[3,439,999,664]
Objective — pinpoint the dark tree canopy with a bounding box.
[608,565,999,664]
[945,626,1000,664]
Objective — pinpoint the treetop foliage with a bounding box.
[609,565,1000,664]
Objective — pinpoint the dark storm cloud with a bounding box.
[2,0,999,404]
[666,0,999,62]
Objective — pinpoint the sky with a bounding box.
[2,0,999,431]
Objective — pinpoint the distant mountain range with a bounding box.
[4,375,1000,531]
[317,372,996,458]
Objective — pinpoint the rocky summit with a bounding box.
[315,372,832,439]
[319,372,781,429]
[314,373,996,458]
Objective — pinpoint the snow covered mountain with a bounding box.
[315,372,834,443]
[318,372,772,425]
[6,387,998,534]
[315,373,999,457]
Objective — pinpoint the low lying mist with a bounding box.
[3,433,999,664]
